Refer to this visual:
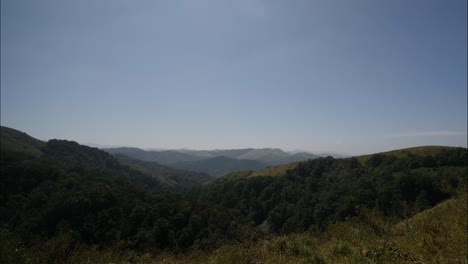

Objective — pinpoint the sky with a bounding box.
[1,0,467,155]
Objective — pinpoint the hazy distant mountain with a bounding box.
[206,149,255,158]
[317,153,350,158]
[81,142,129,149]
[103,147,205,165]
[238,148,319,165]
[288,150,350,159]
[171,156,266,176]
[175,148,255,159]
[102,147,320,176]
[114,154,212,187]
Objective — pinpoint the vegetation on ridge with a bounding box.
[0,126,466,263]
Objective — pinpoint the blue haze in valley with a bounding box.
[1,0,466,155]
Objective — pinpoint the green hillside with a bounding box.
[356,145,463,161]
[1,126,466,264]
[251,161,303,177]
[209,162,303,184]
[172,156,266,176]
[221,145,467,180]
[0,128,254,263]
[3,193,464,263]
[196,153,467,233]
[149,193,467,264]
[391,193,467,263]
[0,126,212,190]
[115,154,212,187]
[0,126,45,157]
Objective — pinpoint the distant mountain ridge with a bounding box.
[104,147,203,164]
[103,147,320,176]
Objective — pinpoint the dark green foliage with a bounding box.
[0,129,251,253]
[172,156,266,176]
[196,149,467,234]
[0,126,45,157]
[1,126,467,260]
[114,154,212,188]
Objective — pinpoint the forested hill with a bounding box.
[0,126,249,252]
[0,126,211,190]
[171,156,266,177]
[114,154,212,188]
[0,126,467,263]
[0,126,45,157]
[194,147,467,233]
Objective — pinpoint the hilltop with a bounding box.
[0,126,45,157]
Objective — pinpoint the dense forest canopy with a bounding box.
[0,126,466,263]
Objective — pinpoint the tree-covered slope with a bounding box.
[355,145,463,161]
[1,126,466,263]
[114,154,212,187]
[172,156,267,177]
[221,145,468,180]
[0,126,45,157]
[1,126,210,191]
[198,148,467,233]
[3,193,465,263]
[0,129,252,256]
[149,193,467,264]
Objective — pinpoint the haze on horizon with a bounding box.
[1,0,467,155]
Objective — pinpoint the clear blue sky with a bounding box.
[1,0,466,154]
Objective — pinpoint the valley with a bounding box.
[1,126,466,263]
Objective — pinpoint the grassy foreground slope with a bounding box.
[3,193,463,263]
[160,193,466,264]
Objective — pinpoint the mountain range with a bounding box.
[103,147,320,176]
[1,125,467,263]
